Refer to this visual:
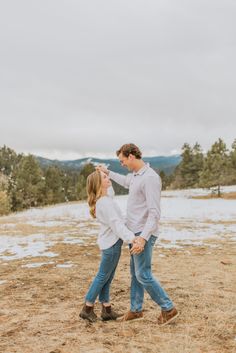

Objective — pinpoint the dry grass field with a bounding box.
[0,236,235,353]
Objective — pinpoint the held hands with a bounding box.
[96,164,109,175]
[130,237,146,255]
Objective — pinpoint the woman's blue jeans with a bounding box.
[130,234,174,312]
[85,238,123,304]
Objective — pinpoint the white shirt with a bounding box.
[96,196,135,250]
[109,164,161,241]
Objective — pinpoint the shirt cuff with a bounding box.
[139,233,150,242]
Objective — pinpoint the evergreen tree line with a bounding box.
[0,145,128,215]
[0,138,235,215]
[0,146,98,215]
[160,138,236,195]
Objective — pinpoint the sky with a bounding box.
[0,0,235,160]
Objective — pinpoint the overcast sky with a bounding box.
[0,0,235,160]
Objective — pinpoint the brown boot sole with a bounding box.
[79,313,97,323]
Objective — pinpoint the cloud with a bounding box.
[0,0,235,159]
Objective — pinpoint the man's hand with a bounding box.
[130,237,146,255]
[96,164,109,175]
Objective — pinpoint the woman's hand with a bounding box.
[130,237,146,255]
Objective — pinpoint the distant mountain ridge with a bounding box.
[35,155,181,175]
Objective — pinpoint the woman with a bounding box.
[79,170,135,322]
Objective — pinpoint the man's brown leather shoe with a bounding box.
[158,307,179,326]
[118,310,144,322]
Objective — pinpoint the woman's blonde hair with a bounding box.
[86,170,102,218]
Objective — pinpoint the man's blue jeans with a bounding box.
[85,239,123,304]
[130,234,174,312]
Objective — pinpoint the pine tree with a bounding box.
[0,172,8,192]
[159,170,168,190]
[191,142,204,187]
[230,139,236,167]
[199,138,230,196]
[0,173,11,215]
[171,142,203,188]
[176,143,193,188]
[77,163,95,199]
[0,191,11,215]
[228,139,236,184]
[61,171,79,202]
[44,166,65,204]
[0,145,22,176]
[10,155,45,210]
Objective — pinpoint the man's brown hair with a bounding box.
[116,143,142,159]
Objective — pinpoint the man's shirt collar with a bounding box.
[133,163,150,176]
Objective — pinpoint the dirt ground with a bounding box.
[0,235,235,353]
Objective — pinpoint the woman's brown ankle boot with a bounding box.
[101,305,122,321]
[79,304,97,323]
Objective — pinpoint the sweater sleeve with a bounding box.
[109,171,132,189]
[97,198,135,244]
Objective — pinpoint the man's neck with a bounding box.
[133,160,145,173]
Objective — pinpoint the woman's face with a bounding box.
[100,171,111,190]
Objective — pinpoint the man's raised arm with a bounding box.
[96,165,132,189]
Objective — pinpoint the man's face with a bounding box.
[118,153,135,171]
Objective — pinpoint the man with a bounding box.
[97,143,178,325]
